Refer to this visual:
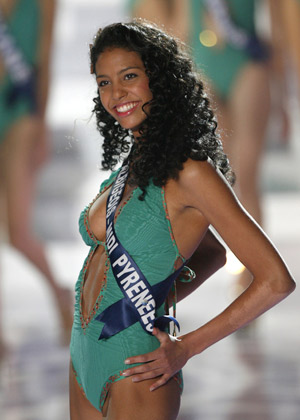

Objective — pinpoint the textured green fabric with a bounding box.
[0,0,40,140]
[70,169,184,411]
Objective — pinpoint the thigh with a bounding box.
[104,376,181,420]
[1,116,43,231]
[69,360,103,420]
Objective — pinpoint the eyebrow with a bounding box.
[96,66,142,79]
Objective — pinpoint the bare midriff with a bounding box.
[81,245,107,320]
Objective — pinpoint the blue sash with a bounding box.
[0,8,36,110]
[95,163,183,339]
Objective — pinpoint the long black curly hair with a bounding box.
[90,20,234,197]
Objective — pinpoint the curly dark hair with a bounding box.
[90,20,235,197]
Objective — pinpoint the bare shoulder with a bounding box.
[176,159,294,288]
[179,158,226,184]
[176,158,234,210]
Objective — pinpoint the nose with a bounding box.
[111,82,126,101]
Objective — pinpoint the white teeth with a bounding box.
[116,102,137,113]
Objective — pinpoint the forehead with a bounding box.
[95,48,145,73]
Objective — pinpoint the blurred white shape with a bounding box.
[225,250,245,275]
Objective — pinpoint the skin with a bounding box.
[69,47,295,420]
[96,48,153,137]
[130,0,283,323]
[70,48,226,420]
[0,0,73,345]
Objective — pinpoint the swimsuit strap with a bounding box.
[96,161,183,339]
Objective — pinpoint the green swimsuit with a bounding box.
[190,0,257,99]
[0,0,40,141]
[128,0,259,100]
[70,169,184,412]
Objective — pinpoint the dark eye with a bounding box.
[98,80,109,87]
[125,73,137,80]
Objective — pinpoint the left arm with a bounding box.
[123,160,295,390]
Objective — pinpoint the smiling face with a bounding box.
[95,48,153,138]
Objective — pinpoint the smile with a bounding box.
[114,101,139,116]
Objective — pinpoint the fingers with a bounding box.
[123,366,174,392]
[122,329,183,391]
[150,374,170,392]
[125,349,158,365]
[123,350,174,380]
[123,360,160,377]
[123,364,173,391]
[124,329,170,365]
[128,368,165,383]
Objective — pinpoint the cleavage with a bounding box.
[88,184,135,242]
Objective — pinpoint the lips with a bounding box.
[114,101,139,117]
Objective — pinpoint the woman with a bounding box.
[129,0,276,322]
[0,0,73,345]
[69,20,295,420]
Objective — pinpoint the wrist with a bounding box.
[179,331,204,360]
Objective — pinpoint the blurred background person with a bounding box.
[129,0,297,329]
[0,0,73,351]
[268,0,300,114]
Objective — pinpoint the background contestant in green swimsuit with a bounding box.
[0,0,73,350]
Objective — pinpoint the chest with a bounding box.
[88,183,136,243]
[81,179,181,265]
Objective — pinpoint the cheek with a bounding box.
[99,91,110,113]
[140,82,153,100]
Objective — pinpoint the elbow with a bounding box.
[285,277,296,295]
[271,271,296,297]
